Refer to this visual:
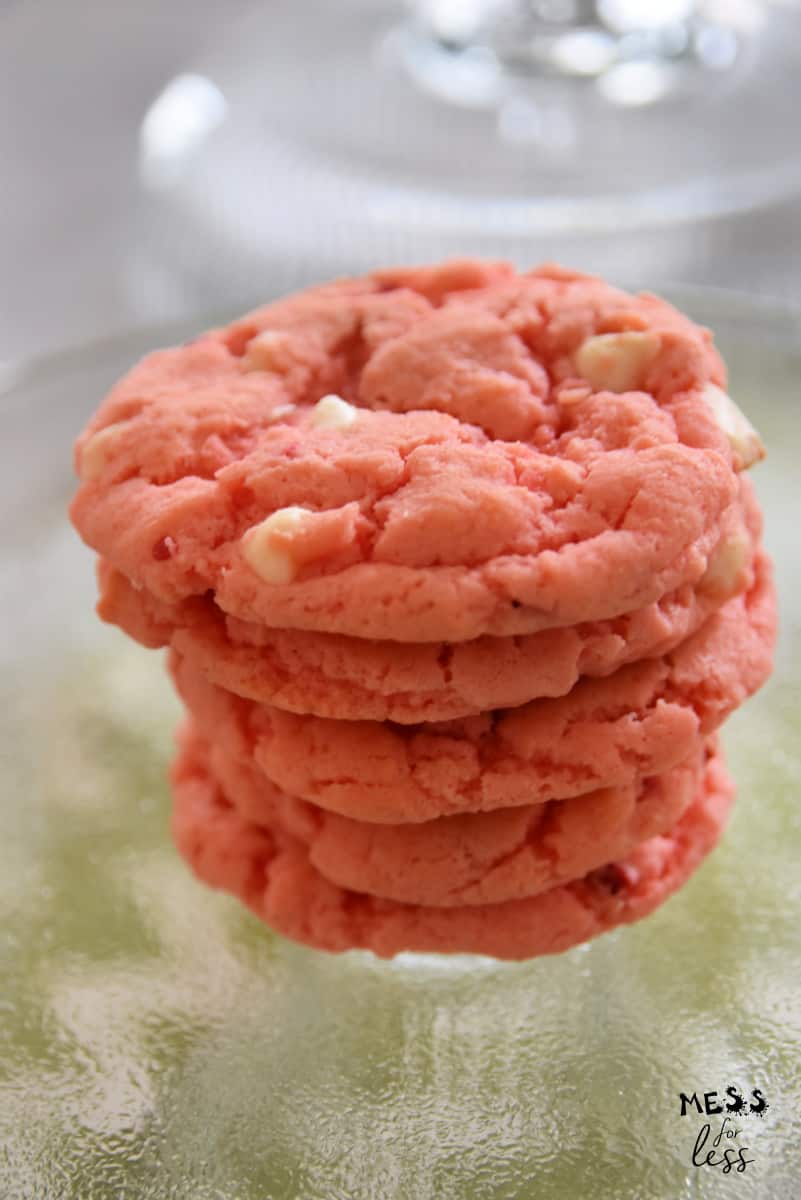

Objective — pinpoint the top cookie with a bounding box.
[71,261,763,643]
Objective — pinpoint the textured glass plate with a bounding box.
[1,290,800,1199]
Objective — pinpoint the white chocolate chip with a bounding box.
[574,332,661,393]
[268,403,296,423]
[557,384,592,407]
[243,330,293,372]
[700,528,751,597]
[309,393,358,430]
[701,384,765,469]
[78,423,127,482]
[241,507,311,584]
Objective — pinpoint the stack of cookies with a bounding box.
[71,262,775,959]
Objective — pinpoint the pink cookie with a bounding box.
[71,261,757,645]
[170,733,735,959]
[95,480,757,722]
[170,549,774,823]
[192,725,708,908]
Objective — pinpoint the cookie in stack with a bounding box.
[70,261,775,959]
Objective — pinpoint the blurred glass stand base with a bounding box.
[2,0,801,360]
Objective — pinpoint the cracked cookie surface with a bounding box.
[171,733,734,959]
[186,726,707,908]
[72,261,749,643]
[95,475,762,722]
[169,549,774,822]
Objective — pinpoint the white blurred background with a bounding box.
[2,0,800,361]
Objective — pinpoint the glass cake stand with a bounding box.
[1,288,799,1198]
